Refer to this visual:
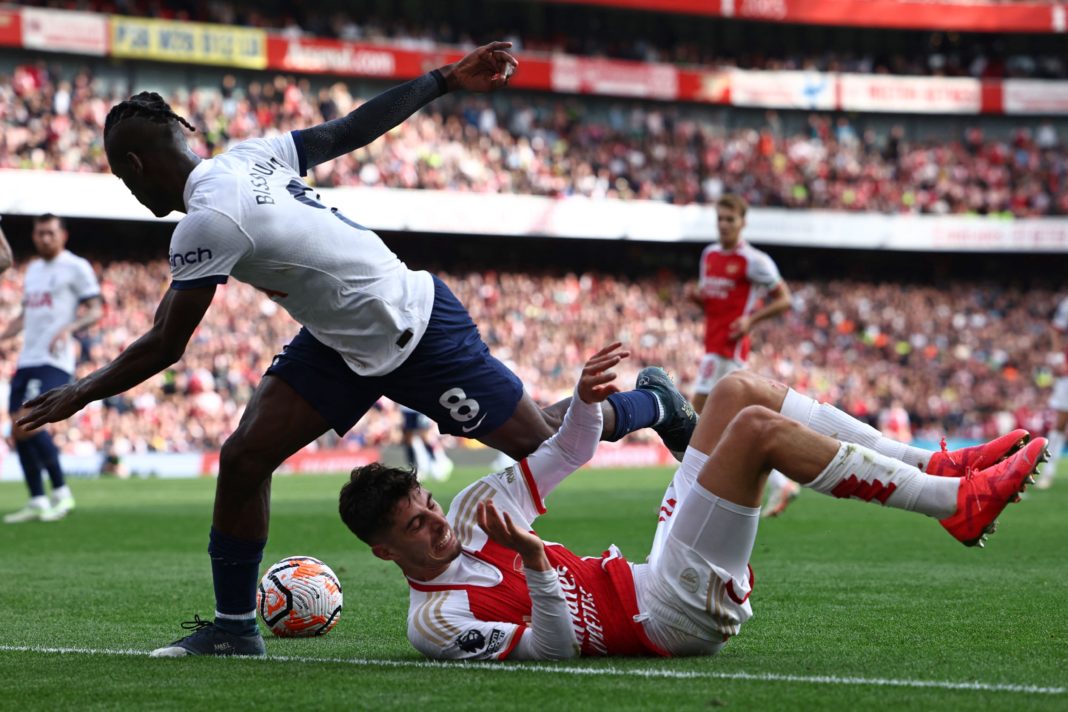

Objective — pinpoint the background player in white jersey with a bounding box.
[688,194,797,516]
[1037,295,1068,489]
[338,346,1043,661]
[18,43,695,657]
[2,214,102,523]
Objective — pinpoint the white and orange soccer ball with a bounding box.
[257,556,343,637]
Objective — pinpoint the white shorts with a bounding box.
[1051,377,1068,412]
[634,447,759,656]
[693,353,744,396]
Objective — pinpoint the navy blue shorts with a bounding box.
[265,276,523,438]
[9,365,72,412]
[400,407,431,433]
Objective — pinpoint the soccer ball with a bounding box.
[257,556,343,637]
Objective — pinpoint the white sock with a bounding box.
[29,495,50,509]
[410,438,432,477]
[52,485,72,500]
[805,443,959,518]
[1041,430,1065,482]
[781,389,934,470]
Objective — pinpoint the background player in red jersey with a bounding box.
[339,346,1043,660]
[689,194,791,414]
[689,194,795,515]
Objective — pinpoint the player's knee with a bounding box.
[218,433,274,483]
[717,371,786,410]
[730,405,781,452]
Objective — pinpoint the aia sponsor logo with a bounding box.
[25,291,53,308]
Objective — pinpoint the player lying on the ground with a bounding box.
[339,347,1047,660]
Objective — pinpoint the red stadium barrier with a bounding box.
[2,6,1067,114]
[200,447,382,476]
[0,7,21,47]
[547,0,1068,33]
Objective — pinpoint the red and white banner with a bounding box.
[729,69,834,110]
[548,0,1068,33]
[838,74,981,114]
[200,447,381,476]
[0,8,20,47]
[266,36,448,78]
[551,54,679,100]
[1003,80,1068,115]
[21,7,108,56]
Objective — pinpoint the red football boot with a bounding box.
[925,429,1030,478]
[939,438,1048,548]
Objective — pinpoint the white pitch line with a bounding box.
[0,644,1063,696]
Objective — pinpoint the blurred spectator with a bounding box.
[0,260,1059,455]
[3,66,1067,217]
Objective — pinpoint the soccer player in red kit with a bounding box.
[339,347,1043,660]
[690,194,795,514]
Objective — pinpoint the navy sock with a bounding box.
[30,432,65,489]
[15,440,45,498]
[605,390,660,441]
[208,527,266,636]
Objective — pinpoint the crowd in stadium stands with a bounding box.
[20,0,1068,79]
[0,261,1060,457]
[2,65,1067,216]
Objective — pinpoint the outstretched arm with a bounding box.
[477,500,579,660]
[17,285,215,430]
[299,41,517,170]
[521,343,626,499]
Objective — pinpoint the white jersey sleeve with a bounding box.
[510,567,580,660]
[229,131,307,177]
[407,588,526,661]
[447,393,602,548]
[521,392,602,498]
[71,255,101,301]
[169,208,252,290]
[745,247,783,289]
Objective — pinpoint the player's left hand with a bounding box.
[16,383,86,431]
[577,342,628,404]
[50,328,70,354]
[728,315,751,339]
[442,41,518,93]
[477,499,550,571]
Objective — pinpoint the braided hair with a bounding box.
[103,91,196,141]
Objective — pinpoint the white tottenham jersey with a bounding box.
[19,250,100,373]
[172,132,435,376]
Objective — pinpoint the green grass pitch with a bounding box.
[2,463,1066,711]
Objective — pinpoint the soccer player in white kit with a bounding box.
[2,214,102,523]
[339,346,1045,660]
[1037,296,1068,489]
[17,43,696,657]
